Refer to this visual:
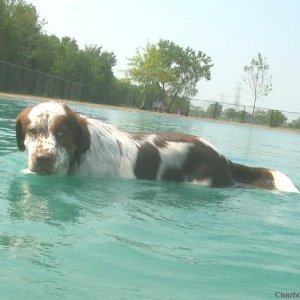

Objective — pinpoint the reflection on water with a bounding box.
[7,175,83,223]
[0,234,56,268]
[0,99,37,156]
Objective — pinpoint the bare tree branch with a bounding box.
[242,53,273,124]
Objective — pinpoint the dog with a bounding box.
[16,101,299,193]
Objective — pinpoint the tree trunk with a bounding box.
[156,82,167,110]
[251,93,257,125]
[139,82,148,110]
[185,99,190,116]
[166,97,176,113]
[139,93,147,110]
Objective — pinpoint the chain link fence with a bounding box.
[1,60,299,130]
[190,99,300,130]
[0,60,82,100]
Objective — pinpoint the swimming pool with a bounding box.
[1,98,300,299]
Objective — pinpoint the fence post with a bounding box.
[52,77,56,98]
[4,62,8,91]
[270,109,274,127]
[132,90,136,106]
[20,67,25,93]
[213,102,218,119]
[34,71,38,95]
[242,106,246,123]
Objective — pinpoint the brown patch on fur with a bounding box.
[132,131,236,186]
[229,162,275,190]
[131,132,151,143]
[131,132,199,147]
[154,132,199,148]
[181,142,235,186]
[134,142,161,180]
[51,104,91,171]
[16,106,33,151]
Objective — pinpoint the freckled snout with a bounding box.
[32,151,56,174]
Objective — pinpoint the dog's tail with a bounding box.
[229,161,299,193]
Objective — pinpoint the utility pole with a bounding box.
[234,82,242,108]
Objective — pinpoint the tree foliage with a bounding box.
[0,0,44,67]
[206,102,222,119]
[128,40,213,111]
[290,117,300,129]
[223,108,238,121]
[0,0,119,103]
[254,109,287,127]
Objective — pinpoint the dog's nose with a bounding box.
[35,152,55,164]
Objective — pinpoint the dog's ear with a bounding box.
[63,104,91,159]
[16,107,32,151]
[74,115,91,157]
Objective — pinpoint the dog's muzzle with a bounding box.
[32,151,56,175]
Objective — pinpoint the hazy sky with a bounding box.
[29,0,300,112]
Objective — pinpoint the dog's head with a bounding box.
[16,101,90,175]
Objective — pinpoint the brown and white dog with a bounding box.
[16,101,299,193]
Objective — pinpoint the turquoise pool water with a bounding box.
[1,98,300,300]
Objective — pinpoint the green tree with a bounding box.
[237,109,252,123]
[206,102,222,119]
[223,108,238,121]
[110,78,138,106]
[158,40,213,112]
[0,0,44,66]
[269,110,287,127]
[243,53,272,124]
[0,0,118,104]
[0,0,156,106]
[27,34,59,72]
[253,109,269,125]
[127,40,213,111]
[190,106,206,118]
[290,117,300,129]
[253,109,286,127]
[50,37,80,80]
[127,42,169,109]
[76,45,116,102]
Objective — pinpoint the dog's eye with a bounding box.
[28,128,37,137]
[56,130,65,138]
